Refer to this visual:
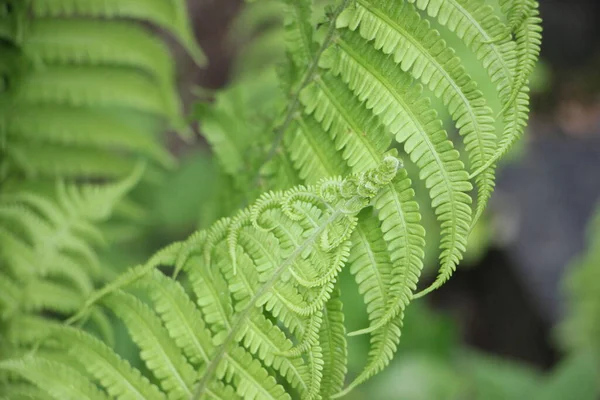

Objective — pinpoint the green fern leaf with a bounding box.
[22,280,83,315]
[0,357,110,400]
[219,346,290,400]
[23,19,173,87]
[32,0,205,66]
[318,289,347,398]
[359,171,424,329]
[300,70,425,351]
[140,269,215,367]
[349,212,394,327]
[1,105,173,168]
[284,115,350,184]
[334,314,403,398]
[338,0,496,238]
[281,0,318,69]
[513,4,542,96]
[323,28,472,294]
[408,0,517,102]
[301,74,391,175]
[13,66,172,120]
[29,320,166,400]
[0,382,54,400]
[499,0,532,32]
[1,1,544,398]
[103,291,196,399]
[3,140,148,179]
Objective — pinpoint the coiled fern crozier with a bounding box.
[0,0,542,399]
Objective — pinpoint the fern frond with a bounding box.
[24,19,173,85]
[3,140,147,180]
[504,1,542,110]
[32,0,205,66]
[9,317,166,400]
[323,28,472,293]
[103,291,196,399]
[282,0,317,68]
[299,69,426,377]
[22,279,83,315]
[2,0,201,179]
[62,325,166,400]
[0,357,110,400]
[318,289,347,398]
[1,0,543,398]
[284,115,350,184]
[338,0,496,239]
[356,171,424,331]
[468,1,540,182]
[14,67,170,118]
[0,166,141,321]
[470,84,531,179]
[2,158,400,400]
[141,269,215,367]
[1,105,173,168]
[408,0,517,101]
[0,382,54,400]
[499,0,532,32]
[0,272,20,319]
[334,314,403,398]
[348,212,394,328]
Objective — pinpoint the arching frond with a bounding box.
[408,0,517,102]
[322,28,472,292]
[1,158,401,400]
[1,0,542,398]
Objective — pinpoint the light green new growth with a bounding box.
[197,0,541,395]
[0,0,541,398]
[2,157,401,400]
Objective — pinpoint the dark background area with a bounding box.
[179,0,600,372]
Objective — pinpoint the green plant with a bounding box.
[560,203,600,362]
[0,0,202,181]
[0,0,204,352]
[0,0,543,398]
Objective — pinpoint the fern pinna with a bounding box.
[3,157,400,399]
[1,0,542,399]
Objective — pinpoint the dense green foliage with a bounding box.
[0,0,548,399]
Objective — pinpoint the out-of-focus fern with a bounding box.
[0,0,202,390]
[0,166,142,332]
[0,0,204,181]
[560,204,600,361]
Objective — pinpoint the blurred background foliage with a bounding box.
[17,0,597,398]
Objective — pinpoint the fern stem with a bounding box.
[249,0,352,198]
[192,210,344,399]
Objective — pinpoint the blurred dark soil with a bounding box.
[429,249,559,370]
